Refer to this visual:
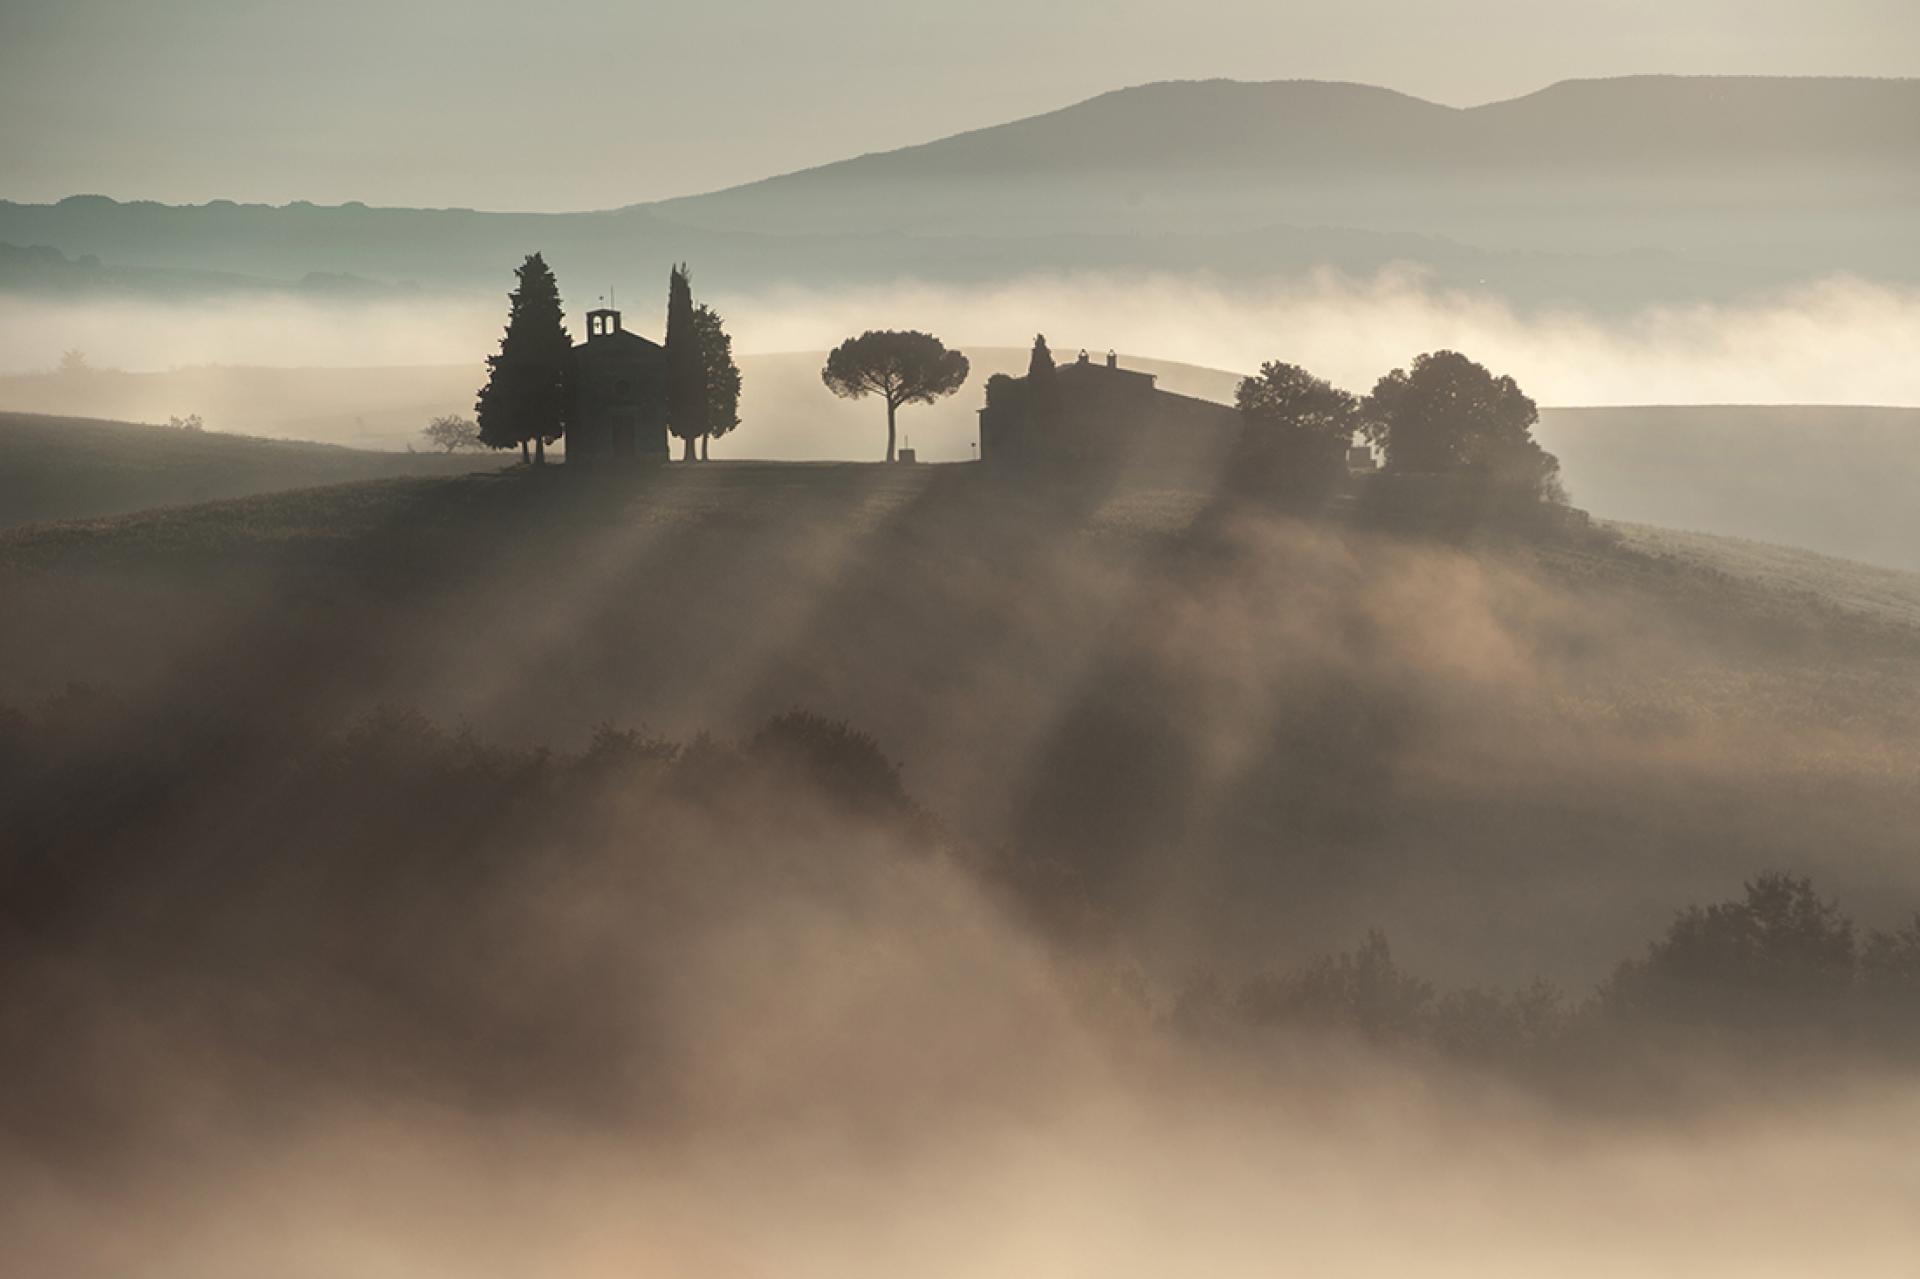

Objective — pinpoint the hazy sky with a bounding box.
[1,0,1912,211]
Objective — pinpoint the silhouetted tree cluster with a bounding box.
[982,370,1024,417]
[0,693,929,960]
[822,330,970,462]
[1174,872,1920,1078]
[1362,350,1564,502]
[747,710,912,817]
[1598,872,1920,1032]
[1174,932,1569,1069]
[1233,360,1360,504]
[660,266,743,461]
[1226,349,1565,515]
[10,680,1918,1103]
[1238,930,1437,1040]
[0,695,957,1128]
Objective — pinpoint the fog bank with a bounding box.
[5,270,1919,407]
[12,1076,1919,1277]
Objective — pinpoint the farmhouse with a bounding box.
[567,307,668,465]
[977,349,1242,476]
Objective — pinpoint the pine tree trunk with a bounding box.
[534,435,545,465]
[886,402,897,463]
[700,435,709,461]
[681,435,696,462]
[521,439,530,464]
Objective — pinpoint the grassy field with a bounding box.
[0,364,484,450]
[1608,520,1920,630]
[0,411,502,529]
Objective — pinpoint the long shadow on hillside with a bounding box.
[421,462,961,745]
[714,450,1206,837]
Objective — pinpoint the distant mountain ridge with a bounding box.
[0,76,1913,305]
[650,76,1919,246]
[0,240,400,299]
[666,76,1917,193]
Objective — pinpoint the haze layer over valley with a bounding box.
[9,459,1920,1275]
[4,6,1919,1273]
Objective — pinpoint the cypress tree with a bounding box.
[692,302,741,461]
[1027,333,1056,381]
[664,263,709,462]
[1027,332,1059,427]
[475,253,570,464]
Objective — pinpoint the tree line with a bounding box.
[464,254,978,465]
[1164,873,1920,1081]
[1231,346,1564,506]
[470,253,742,464]
[9,685,1914,1095]
[983,333,1563,508]
[462,257,1559,486]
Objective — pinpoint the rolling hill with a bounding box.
[1606,521,1920,632]
[7,462,1920,1277]
[3,463,1918,986]
[1541,406,1920,573]
[6,360,1916,571]
[1,77,1911,305]
[654,77,1920,251]
[0,412,501,529]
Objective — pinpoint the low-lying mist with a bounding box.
[7,465,1920,964]
[6,692,1920,1278]
[731,270,1920,408]
[5,267,1919,406]
[5,273,1920,1270]
[11,270,1920,570]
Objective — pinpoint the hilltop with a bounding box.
[8,361,1917,569]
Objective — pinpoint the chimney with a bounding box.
[1106,350,1117,369]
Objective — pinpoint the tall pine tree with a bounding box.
[475,253,570,464]
[664,263,709,462]
[691,302,741,461]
